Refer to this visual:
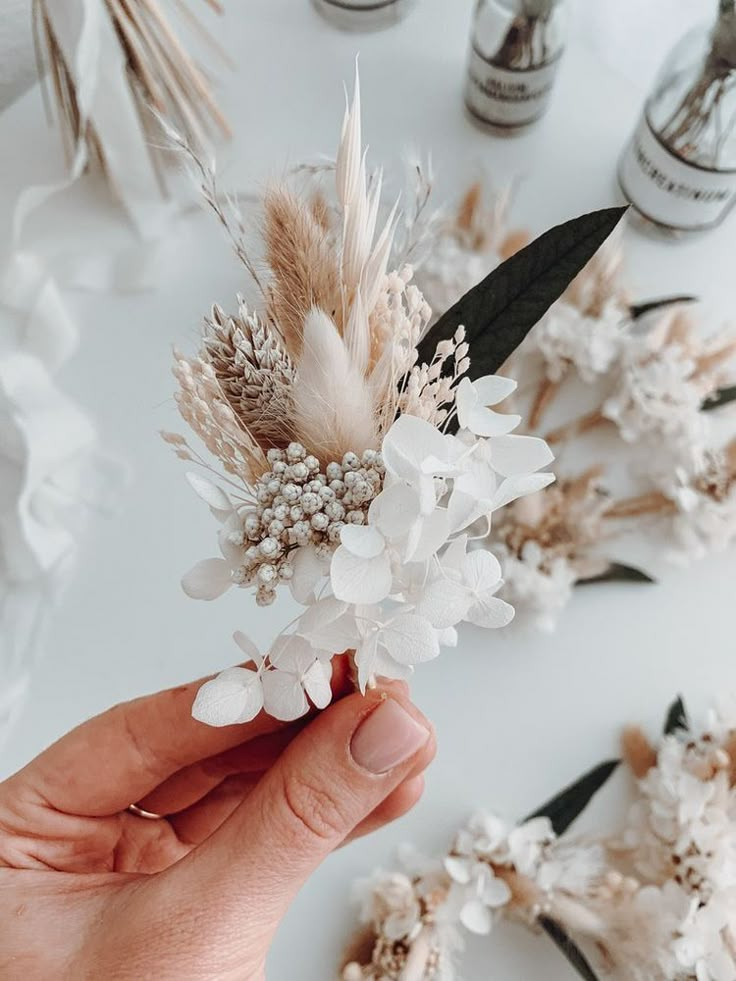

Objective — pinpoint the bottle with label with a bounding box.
[464,0,568,133]
[619,1,736,234]
[311,0,417,31]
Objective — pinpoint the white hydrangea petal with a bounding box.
[270,634,315,673]
[491,435,555,477]
[232,630,262,667]
[297,596,349,635]
[444,855,472,884]
[467,405,522,437]
[467,595,515,629]
[331,546,393,604]
[414,578,471,628]
[492,472,555,510]
[407,508,451,563]
[455,377,476,431]
[460,898,493,935]
[191,667,263,726]
[340,523,386,558]
[382,414,454,482]
[472,375,518,406]
[447,489,485,533]
[370,482,421,540]
[262,669,309,721]
[463,550,503,590]
[355,632,380,692]
[381,614,440,666]
[186,472,232,511]
[300,611,360,653]
[436,625,459,647]
[181,557,232,600]
[371,644,414,683]
[290,546,330,604]
[303,659,333,709]
[482,875,512,908]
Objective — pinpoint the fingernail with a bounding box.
[351,698,430,774]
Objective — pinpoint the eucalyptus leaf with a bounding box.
[525,759,620,835]
[663,696,689,735]
[702,385,736,413]
[576,562,656,586]
[630,296,697,320]
[538,916,602,981]
[416,207,628,379]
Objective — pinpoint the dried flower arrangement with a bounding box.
[416,188,736,631]
[343,695,736,981]
[33,0,229,225]
[163,71,624,725]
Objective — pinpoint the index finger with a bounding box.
[8,656,352,817]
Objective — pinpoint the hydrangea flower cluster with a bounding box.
[186,385,554,723]
[346,699,736,981]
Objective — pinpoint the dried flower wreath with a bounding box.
[343,695,736,981]
[164,72,624,725]
[415,185,736,631]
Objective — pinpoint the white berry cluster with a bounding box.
[230,442,386,606]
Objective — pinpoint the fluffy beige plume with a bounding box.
[292,308,378,465]
[263,188,342,354]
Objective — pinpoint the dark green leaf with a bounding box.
[630,296,697,320]
[576,562,656,586]
[664,696,689,735]
[525,760,620,835]
[702,385,736,413]
[538,916,601,981]
[416,207,627,379]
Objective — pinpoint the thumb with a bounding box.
[158,687,433,966]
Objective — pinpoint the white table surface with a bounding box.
[1,1,735,978]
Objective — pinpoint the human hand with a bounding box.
[0,662,434,979]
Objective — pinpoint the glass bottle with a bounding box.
[619,1,736,234]
[311,0,417,31]
[464,0,568,133]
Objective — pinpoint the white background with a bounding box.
[1,1,735,978]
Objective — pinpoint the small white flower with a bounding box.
[455,375,521,437]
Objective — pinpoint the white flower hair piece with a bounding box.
[166,70,626,726]
[344,695,736,981]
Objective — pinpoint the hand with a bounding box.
[0,662,435,979]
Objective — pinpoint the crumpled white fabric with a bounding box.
[0,263,121,750]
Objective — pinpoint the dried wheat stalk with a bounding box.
[33,0,230,185]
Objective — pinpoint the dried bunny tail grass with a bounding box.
[292,308,379,465]
[202,302,297,448]
[263,187,342,355]
[621,726,658,779]
[35,0,229,177]
[604,491,676,521]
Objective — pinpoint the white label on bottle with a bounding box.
[619,116,736,231]
[465,46,560,127]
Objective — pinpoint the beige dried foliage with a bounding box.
[621,726,658,778]
[263,187,343,355]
